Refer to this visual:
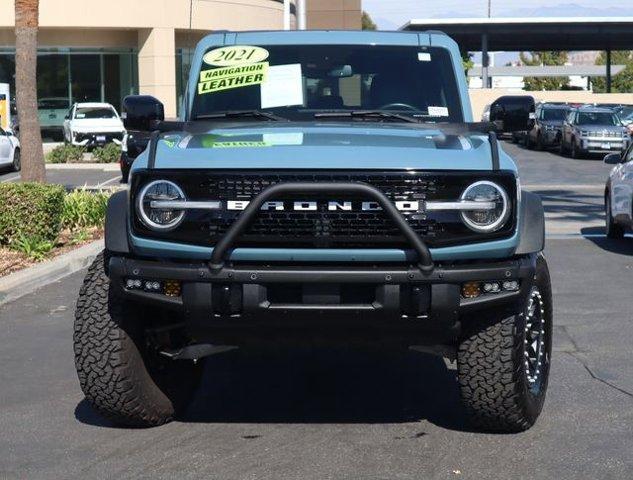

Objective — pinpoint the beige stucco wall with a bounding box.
[0,0,287,30]
[306,0,361,30]
[470,89,633,121]
[0,0,289,116]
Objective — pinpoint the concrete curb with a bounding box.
[46,163,120,171]
[0,240,104,306]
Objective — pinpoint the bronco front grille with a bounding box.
[131,170,517,250]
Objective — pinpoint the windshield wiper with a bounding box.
[195,110,287,121]
[314,110,420,124]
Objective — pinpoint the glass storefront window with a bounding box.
[0,47,138,141]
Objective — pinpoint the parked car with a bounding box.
[74,30,552,432]
[481,103,491,122]
[560,106,630,159]
[488,95,535,144]
[604,144,633,238]
[38,97,69,141]
[526,103,569,150]
[63,102,125,148]
[0,125,20,172]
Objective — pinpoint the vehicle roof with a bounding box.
[73,102,115,108]
[539,103,569,109]
[198,29,450,48]
[572,105,616,113]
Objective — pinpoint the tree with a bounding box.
[591,51,633,94]
[519,51,569,91]
[361,11,377,31]
[15,0,45,182]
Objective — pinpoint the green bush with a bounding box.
[61,188,110,230]
[12,234,55,261]
[0,183,65,246]
[46,144,86,164]
[92,143,122,163]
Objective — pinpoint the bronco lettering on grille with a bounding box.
[225,200,422,212]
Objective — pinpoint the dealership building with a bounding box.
[0,0,361,126]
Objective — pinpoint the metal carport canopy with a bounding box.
[401,17,633,51]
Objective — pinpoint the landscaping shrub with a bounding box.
[12,234,55,261]
[61,188,110,230]
[46,144,86,164]
[92,143,122,163]
[0,183,65,246]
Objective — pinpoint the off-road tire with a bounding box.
[457,255,553,432]
[605,193,625,239]
[74,252,204,427]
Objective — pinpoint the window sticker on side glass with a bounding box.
[197,62,269,95]
[203,46,269,67]
[260,64,304,109]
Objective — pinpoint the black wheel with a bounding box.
[74,252,204,427]
[606,192,625,239]
[525,134,533,150]
[571,139,582,159]
[457,255,553,432]
[558,138,567,156]
[535,133,544,151]
[12,148,20,172]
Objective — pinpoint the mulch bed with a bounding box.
[0,228,103,278]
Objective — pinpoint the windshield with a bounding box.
[38,98,68,110]
[191,44,463,122]
[542,108,567,121]
[75,107,116,120]
[577,112,620,126]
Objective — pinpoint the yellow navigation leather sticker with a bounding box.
[198,62,269,95]
[203,46,269,67]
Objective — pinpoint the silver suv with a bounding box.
[605,143,633,238]
[560,106,629,159]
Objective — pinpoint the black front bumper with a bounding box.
[108,254,536,345]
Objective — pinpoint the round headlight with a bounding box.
[137,180,186,231]
[460,181,510,232]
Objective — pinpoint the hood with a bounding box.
[576,124,625,132]
[135,122,517,172]
[70,117,124,131]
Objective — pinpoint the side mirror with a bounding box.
[64,114,69,120]
[604,152,623,165]
[122,95,164,131]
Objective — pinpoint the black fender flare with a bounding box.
[515,190,545,255]
[104,190,130,254]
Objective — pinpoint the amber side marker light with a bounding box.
[164,280,181,297]
[461,282,481,298]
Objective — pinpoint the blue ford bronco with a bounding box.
[74,30,552,431]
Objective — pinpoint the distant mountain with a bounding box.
[432,3,633,19]
[497,3,633,17]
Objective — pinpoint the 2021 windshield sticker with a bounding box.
[198,62,269,95]
[203,46,270,67]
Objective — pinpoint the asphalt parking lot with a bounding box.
[1,141,632,479]
[0,165,122,189]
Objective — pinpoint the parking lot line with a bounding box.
[0,174,20,183]
[94,175,122,188]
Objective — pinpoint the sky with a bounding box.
[362,0,633,30]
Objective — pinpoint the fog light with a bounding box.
[502,280,520,291]
[164,280,181,297]
[143,281,162,292]
[483,282,501,293]
[461,282,481,298]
